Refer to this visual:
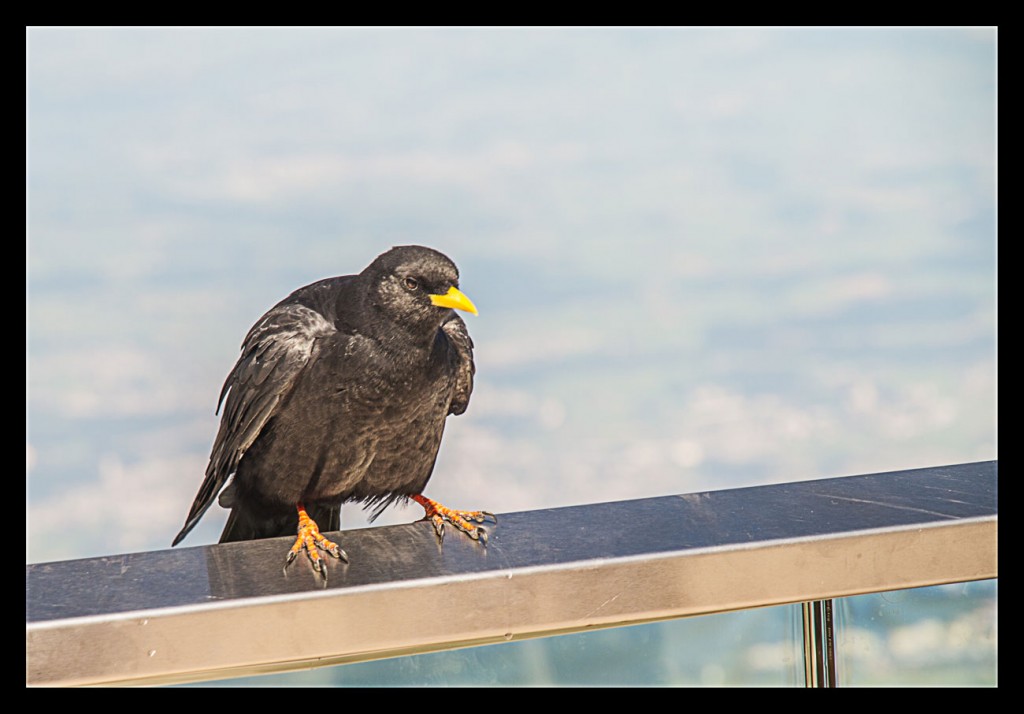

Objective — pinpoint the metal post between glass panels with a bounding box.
[802,599,837,687]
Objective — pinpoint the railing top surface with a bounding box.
[28,461,996,623]
[26,461,997,686]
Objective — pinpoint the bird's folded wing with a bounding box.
[173,302,337,545]
[442,313,475,416]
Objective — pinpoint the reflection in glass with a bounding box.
[834,580,996,686]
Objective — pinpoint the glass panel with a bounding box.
[189,604,804,686]
[835,579,996,686]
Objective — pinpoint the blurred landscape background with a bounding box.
[27,27,996,684]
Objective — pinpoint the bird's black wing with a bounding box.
[442,312,475,415]
[172,301,337,546]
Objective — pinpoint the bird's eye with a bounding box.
[403,277,419,291]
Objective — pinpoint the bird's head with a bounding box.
[365,246,478,332]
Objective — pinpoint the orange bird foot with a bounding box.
[284,503,348,579]
[412,494,496,544]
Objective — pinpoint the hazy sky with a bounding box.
[27,27,996,563]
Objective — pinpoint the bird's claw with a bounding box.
[428,516,446,542]
[285,506,348,579]
[453,511,494,543]
[284,536,347,579]
[413,495,494,546]
[427,509,489,543]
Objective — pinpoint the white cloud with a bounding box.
[27,452,208,562]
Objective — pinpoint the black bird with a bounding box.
[172,245,491,577]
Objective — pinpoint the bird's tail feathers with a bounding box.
[219,502,341,543]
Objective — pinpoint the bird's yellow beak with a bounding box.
[430,286,478,316]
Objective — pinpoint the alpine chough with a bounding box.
[172,245,490,577]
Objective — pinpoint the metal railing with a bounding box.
[26,461,997,686]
